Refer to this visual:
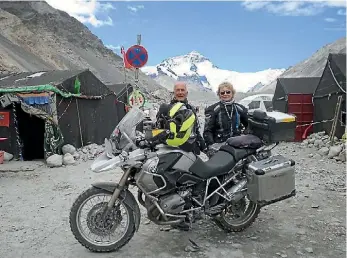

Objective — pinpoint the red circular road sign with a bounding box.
[125,45,148,68]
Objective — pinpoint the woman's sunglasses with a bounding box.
[220,90,231,95]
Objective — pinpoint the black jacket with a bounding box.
[156,99,206,154]
[203,101,248,147]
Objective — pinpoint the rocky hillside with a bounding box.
[260,37,346,93]
[0,1,170,100]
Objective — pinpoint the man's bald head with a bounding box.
[173,81,188,101]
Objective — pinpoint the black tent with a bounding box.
[313,53,346,138]
[0,69,131,160]
[273,77,320,113]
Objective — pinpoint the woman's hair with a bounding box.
[216,81,236,96]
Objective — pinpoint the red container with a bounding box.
[0,151,4,164]
[287,94,314,141]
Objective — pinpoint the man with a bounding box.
[156,81,206,155]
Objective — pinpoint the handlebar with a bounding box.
[136,129,171,149]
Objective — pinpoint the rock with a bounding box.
[318,131,326,136]
[314,139,324,148]
[3,151,13,161]
[308,138,315,144]
[328,145,343,158]
[337,149,346,162]
[62,144,76,155]
[308,153,314,158]
[313,154,321,159]
[322,135,329,140]
[311,204,319,208]
[301,139,309,146]
[184,245,199,252]
[63,153,75,165]
[308,133,315,139]
[318,147,329,156]
[46,154,63,167]
[304,247,314,253]
[231,243,242,249]
[72,152,80,160]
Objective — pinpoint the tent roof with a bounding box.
[0,69,87,89]
[277,77,320,94]
[328,53,346,77]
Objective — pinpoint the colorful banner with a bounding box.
[0,111,10,127]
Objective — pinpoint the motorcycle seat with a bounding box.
[220,144,257,161]
[220,134,262,161]
[226,134,263,149]
[189,151,236,179]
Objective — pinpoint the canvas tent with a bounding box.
[313,53,346,138]
[272,77,320,141]
[0,69,131,160]
[272,77,320,113]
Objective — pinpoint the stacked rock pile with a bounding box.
[46,143,105,167]
[301,131,346,163]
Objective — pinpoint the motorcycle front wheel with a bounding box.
[69,187,136,252]
[213,196,260,232]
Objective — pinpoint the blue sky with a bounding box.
[48,0,346,72]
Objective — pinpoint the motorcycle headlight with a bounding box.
[144,157,159,173]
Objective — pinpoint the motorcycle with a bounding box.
[69,107,296,253]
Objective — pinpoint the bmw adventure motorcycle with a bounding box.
[69,107,296,252]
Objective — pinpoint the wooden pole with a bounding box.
[329,95,343,145]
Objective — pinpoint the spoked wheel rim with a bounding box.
[76,193,130,247]
[221,196,259,227]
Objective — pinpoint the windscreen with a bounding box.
[110,107,146,151]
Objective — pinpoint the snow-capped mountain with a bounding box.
[141,51,285,93]
[247,82,265,93]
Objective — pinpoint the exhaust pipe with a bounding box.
[224,179,247,202]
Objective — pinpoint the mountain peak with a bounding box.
[142,51,285,93]
[187,50,203,57]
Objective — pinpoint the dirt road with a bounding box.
[0,142,345,258]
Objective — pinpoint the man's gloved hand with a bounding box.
[198,139,206,152]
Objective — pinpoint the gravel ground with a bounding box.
[0,142,345,258]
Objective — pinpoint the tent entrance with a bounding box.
[15,104,45,160]
[287,94,314,141]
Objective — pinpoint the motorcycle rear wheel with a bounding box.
[69,187,136,253]
[213,196,260,232]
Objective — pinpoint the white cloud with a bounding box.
[127,5,145,13]
[337,9,347,15]
[324,26,346,31]
[242,0,346,16]
[45,0,115,27]
[106,44,121,52]
[325,17,337,22]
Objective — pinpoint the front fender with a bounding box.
[92,182,141,232]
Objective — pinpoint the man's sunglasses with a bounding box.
[220,90,231,95]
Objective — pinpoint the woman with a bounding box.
[203,82,248,148]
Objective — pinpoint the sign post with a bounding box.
[125,34,149,110]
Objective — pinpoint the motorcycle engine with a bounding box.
[159,192,187,214]
[146,190,191,216]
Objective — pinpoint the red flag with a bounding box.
[121,46,133,69]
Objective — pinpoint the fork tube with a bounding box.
[107,167,132,208]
